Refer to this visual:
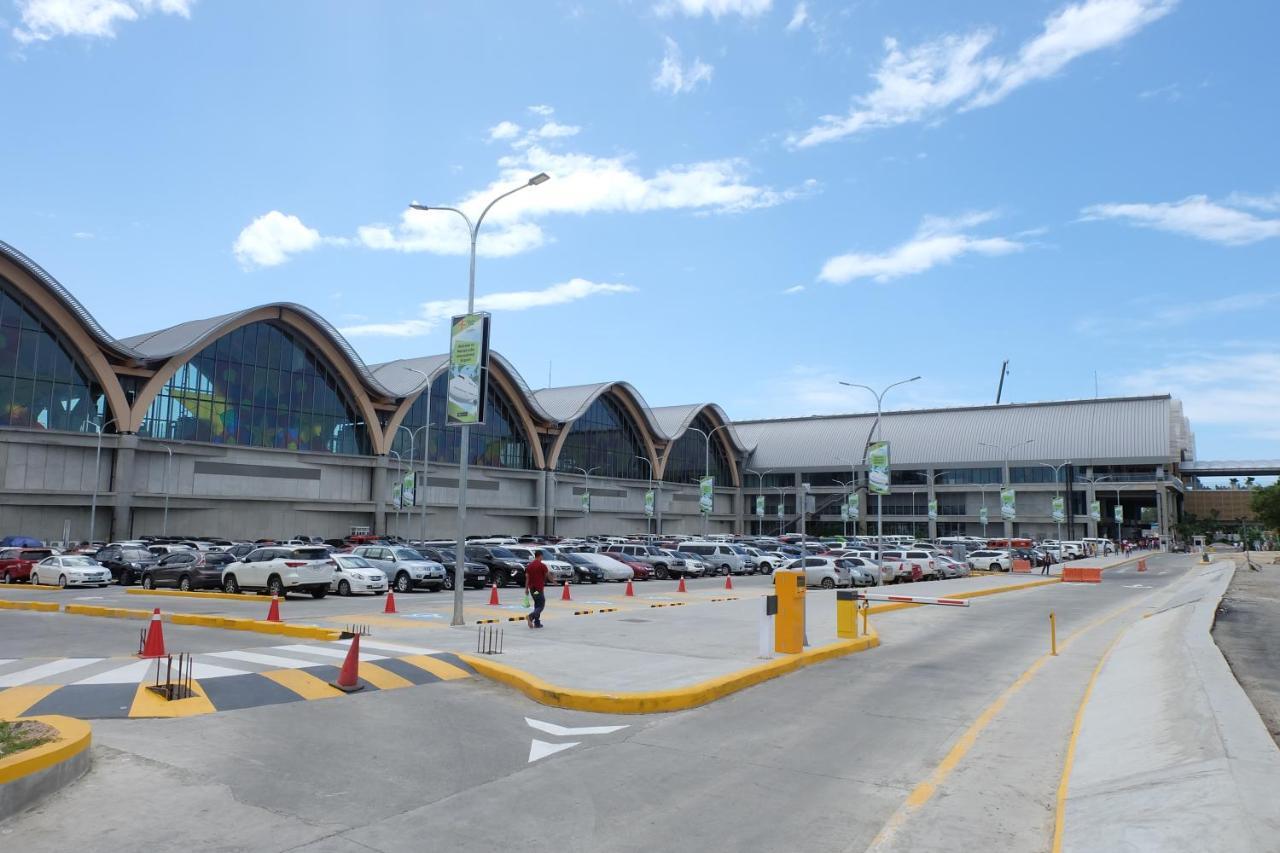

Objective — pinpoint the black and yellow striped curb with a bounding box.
[0,653,474,720]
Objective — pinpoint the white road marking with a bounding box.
[529,739,579,763]
[75,660,155,685]
[335,639,441,656]
[0,658,104,686]
[273,644,386,662]
[207,650,322,669]
[189,661,257,679]
[525,717,629,737]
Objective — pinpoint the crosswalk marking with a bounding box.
[337,639,441,656]
[206,650,322,669]
[273,644,385,662]
[0,658,104,687]
[76,659,156,685]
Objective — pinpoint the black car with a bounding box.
[93,545,158,585]
[224,543,256,560]
[142,550,236,591]
[562,552,604,584]
[418,548,490,590]
[463,545,526,588]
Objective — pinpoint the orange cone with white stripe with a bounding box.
[488,583,500,606]
[139,608,166,658]
[384,591,397,613]
[331,633,364,693]
[561,581,572,601]
[624,579,634,596]
[677,576,687,593]
[266,594,281,622]
[725,574,734,590]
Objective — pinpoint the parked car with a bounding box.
[464,545,527,588]
[224,542,256,560]
[783,557,852,589]
[834,556,880,586]
[601,552,651,580]
[0,547,54,584]
[880,550,937,582]
[562,552,605,584]
[507,546,576,585]
[934,554,970,578]
[93,545,159,586]
[31,555,111,588]
[222,546,334,598]
[416,547,490,590]
[351,545,446,593]
[142,550,236,591]
[574,552,633,582]
[329,554,388,596]
[741,546,780,573]
[679,542,757,575]
[966,550,1012,572]
[602,544,687,579]
[662,550,706,578]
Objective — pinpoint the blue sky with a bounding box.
[3,0,1278,461]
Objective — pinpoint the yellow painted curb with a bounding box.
[459,627,879,714]
[125,588,266,603]
[0,583,63,592]
[58,603,341,641]
[63,603,151,619]
[0,599,60,613]
[0,715,91,785]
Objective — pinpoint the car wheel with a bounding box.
[591,576,599,584]
[30,572,39,586]
[223,575,240,594]
[179,576,192,592]
[310,588,327,599]
[119,569,131,586]
[1,571,9,584]
[655,566,669,580]
[720,565,731,576]
[820,577,835,589]
[142,574,155,590]
[338,580,351,596]
[395,572,413,594]
[493,569,509,588]
[267,575,286,598]
[654,563,667,578]
[442,573,454,591]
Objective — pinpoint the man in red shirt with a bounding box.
[525,549,549,629]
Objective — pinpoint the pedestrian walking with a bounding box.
[1040,555,1050,576]
[525,548,549,629]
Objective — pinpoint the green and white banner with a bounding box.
[755,495,765,517]
[867,442,891,495]
[777,499,784,519]
[840,503,849,522]
[927,498,938,521]
[1000,488,1016,520]
[1114,504,1124,524]
[979,505,989,525]
[1052,496,1065,523]
[1089,500,1102,521]
[699,476,714,514]
[847,492,860,520]
[446,313,490,425]
[581,492,591,513]
[644,490,655,518]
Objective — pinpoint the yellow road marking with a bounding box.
[128,679,216,718]
[262,669,344,700]
[1052,630,1126,852]
[355,662,414,690]
[400,655,470,681]
[0,685,60,717]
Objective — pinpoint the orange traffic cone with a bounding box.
[384,591,397,614]
[677,576,687,593]
[624,579,635,596]
[139,608,166,658]
[330,633,364,693]
[725,574,734,590]
[266,594,281,623]
[488,583,500,606]
[1137,559,1147,572]
[561,581,572,601]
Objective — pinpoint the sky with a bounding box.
[3,0,1278,462]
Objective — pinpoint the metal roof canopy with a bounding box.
[1180,460,1280,477]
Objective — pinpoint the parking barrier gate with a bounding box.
[849,591,971,607]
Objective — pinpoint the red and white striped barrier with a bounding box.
[851,591,970,607]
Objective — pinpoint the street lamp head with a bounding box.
[408,203,430,211]
[528,172,551,186]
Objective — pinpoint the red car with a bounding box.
[601,552,650,580]
[0,547,55,584]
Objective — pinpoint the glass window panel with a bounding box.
[661,412,732,486]
[398,373,532,470]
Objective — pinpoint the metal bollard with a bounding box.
[1050,611,1057,656]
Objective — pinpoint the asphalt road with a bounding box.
[1212,554,1280,747]
[1,555,1196,852]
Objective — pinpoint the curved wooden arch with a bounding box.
[381,363,547,470]
[655,405,741,488]
[546,385,660,476]
[0,256,131,430]
[126,306,385,453]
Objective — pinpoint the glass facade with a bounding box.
[391,373,532,469]
[1010,465,1070,484]
[556,394,649,480]
[935,467,1002,485]
[138,320,371,454]
[663,412,734,486]
[0,279,105,433]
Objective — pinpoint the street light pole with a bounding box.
[1037,460,1072,544]
[83,417,118,544]
[837,376,921,582]
[403,366,435,544]
[772,486,786,537]
[834,479,853,539]
[572,465,599,532]
[979,438,1035,541]
[634,455,654,541]
[158,444,173,536]
[411,171,550,626]
[744,468,771,536]
[388,450,403,539]
[686,424,734,538]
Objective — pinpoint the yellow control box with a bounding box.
[774,570,806,654]
[836,590,859,639]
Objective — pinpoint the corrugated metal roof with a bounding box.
[649,403,749,451]
[735,396,1178,469]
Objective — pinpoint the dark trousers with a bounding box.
[530,590,546,625]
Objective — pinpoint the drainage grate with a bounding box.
[619,618,652,623]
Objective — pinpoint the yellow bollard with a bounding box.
[1050,610,1057,656]
[862,600,870,637]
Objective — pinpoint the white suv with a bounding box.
[223,546,335,598]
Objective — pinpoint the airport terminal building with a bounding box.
[0,240,1196,546]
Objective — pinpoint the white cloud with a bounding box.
[656,0,771,18]
[653,37,714,95]
[818,210,1024,284]
[12,0,194,43]
[786,2,808,32]
[1075,291,1280,335]
[527,104,555,117]
[233,211,323,268]
[782,284,805,294]
[1118,350,1280,439]
[528,121,580,140]
[790,0,1176,147]
[1226,192,1280,213]
[340,278,636,338]
[1081,195,1280,245]
[488,121,522,141]
[73,231,94,239]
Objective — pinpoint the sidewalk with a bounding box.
[1060,561,1280,852]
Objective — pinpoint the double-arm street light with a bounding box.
[979,438,1035,539]
[837,376,920,579]
[1037,460,1072,543]
[82,416,118,544]
[743,468,771,537]
[571,465,600,529]
[410,171,550,626]
[834,478,854,539]
[686,423,735,538]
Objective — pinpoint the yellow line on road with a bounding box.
[400,655,471,681]
[355,662,414,690]
[262,669,344,700]
[0,685,60,717]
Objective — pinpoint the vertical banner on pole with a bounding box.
[1052,496,1065,523]
[755,495,765,517]
[979,506,989,525]
[848,492,860,520]
[446,313,490,426]
[1113,504,1123,524]
[1000,488,1016,520]
[927,498,938,521]
[867,442,890,495]
[401,472,416,509]
[644,490,654,518]
[1089,500,1102,521]
[840,504,849,522]
[699,476,714,515]
[581,492,591,513]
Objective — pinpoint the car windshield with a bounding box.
[21,549,53,560]
[120,548,151,560]
[491,547,517,559]
[64,556,99,567]
[205,553,235,565]
[338,555,374,568]
[293,548,330,560]
[393,548,424,561]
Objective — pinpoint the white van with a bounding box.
[680,541,757,575]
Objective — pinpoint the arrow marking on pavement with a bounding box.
[525,717,629,737]
[529,739,579,763]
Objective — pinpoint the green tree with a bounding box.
[1251,482,1280,532]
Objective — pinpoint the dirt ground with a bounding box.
[1213,553,1280,747]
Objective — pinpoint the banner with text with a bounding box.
[446,313,491,425]
[1052,496,1065,523]
[699,476,714,514]
[1000,488,1016,520]
[867,442,890,495]
[1089,500,1102,521]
